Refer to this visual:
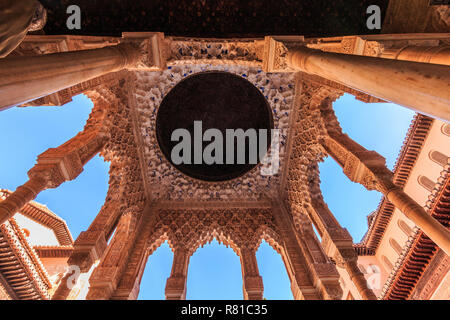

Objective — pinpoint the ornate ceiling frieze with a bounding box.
[146,207,283,255]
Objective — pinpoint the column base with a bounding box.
[165,276,186,300]
[243,275,264,300]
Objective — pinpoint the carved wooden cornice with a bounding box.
[410,249,449,300]
[0,272,17,299]
[33,246,74,258]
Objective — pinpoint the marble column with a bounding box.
[322,132,450,256]
[240,249,264,300]
[385,186,450,256]
[287,46,450,122]
[0,130,106,225]
[165,248,190,300]
[0,43,139,110]
[381,45,450,66]
[0,176,47,223]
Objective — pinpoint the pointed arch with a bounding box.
[138,241,174,300]
[256,240,293,300]
[186,239,243,300]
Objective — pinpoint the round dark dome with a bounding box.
[156,71,273,182]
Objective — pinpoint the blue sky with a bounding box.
[0,93,414,300]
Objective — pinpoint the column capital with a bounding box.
[262,36,305,73]
[28,153,83,189]
[121,32,167,71]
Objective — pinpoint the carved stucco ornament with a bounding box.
[262,36,305,73]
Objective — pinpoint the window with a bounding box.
[398,219,413,237]
[382,255,393,271]
[442,123,450,137]
[138,241,174,300]
[418,175,435,192]
[389,238,402,255]
[429,150,449,167]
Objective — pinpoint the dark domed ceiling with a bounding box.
[156,71,273,182]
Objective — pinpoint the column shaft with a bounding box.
[288,46,450,121]
[386,187,450,255]
[0,43,138,109]
[111,235,148,300]
[345,259,376,300]
[382,45,450,66]
[165,248,190,300]
[323,132,450,256]
[240,249,264,300]
[0,176,46,223]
